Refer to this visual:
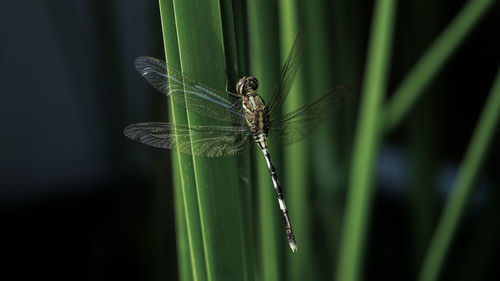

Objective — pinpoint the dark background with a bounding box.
[1,1,499,280]
[1,1,175,280]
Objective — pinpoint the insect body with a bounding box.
[124,30,347,252]
[237,76,296,251]
[239,77,270,147]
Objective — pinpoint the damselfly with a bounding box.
[124,30,347,252]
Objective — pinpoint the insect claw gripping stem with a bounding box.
[224,70,239,97]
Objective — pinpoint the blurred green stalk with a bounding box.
[336,1,396,281]
[384,0,495,131]
[417,66,500,281]
[278,1,315,281]
[247,1,283,281]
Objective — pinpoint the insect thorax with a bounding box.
[242,92,270,137]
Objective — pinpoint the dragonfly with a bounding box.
[124,30,348,252]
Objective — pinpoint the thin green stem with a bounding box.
[248,0,282,280]
[384,0,495,131]
[278,1,315,281]
[336,1,396,281]
[417,65,500,281]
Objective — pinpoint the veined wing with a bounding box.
[135,56,244,123]
[267,29,304,115]
[124,122,251,157]
[269,85,349,146]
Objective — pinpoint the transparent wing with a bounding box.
[124,122,251,157]
[267,29,304,115]
[135,56,244,123]
[269,85,349,146]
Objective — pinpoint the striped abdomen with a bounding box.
[261,148,297,252]
[240,92,297,251]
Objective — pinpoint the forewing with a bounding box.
[134,56,244,123]
[124,122,251,157]
[269,85,349,146]
[267,29,304,115]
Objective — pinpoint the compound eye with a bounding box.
[247,76,259,91]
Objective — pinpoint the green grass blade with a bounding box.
[220,0,240,78]
[417,65,500,281]
[335,1,396,281]
[220,1,253,279]
[173,0,249,279]
[158,1,203,280]
[383,0,495,131]
[159,0,250,280]
[231,0,250,75]
[247,1,283,280]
